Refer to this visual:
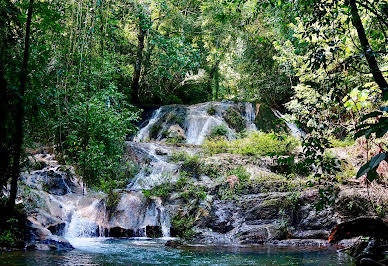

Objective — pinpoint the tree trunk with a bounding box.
[7,0,34,212]
[349,0,388,100]
[214,64,220,99]
[131,27,145,103]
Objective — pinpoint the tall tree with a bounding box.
[348,0,388,100]
[7,0,34,212]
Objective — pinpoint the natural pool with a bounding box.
[0,238,352,265]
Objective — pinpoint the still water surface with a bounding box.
[0,238,352,265]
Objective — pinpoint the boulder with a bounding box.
[167,125,186,140]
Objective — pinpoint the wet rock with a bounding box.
[290,229,329,239]
[146,226,162,238]
[165,239,183,248]
[206,201,239,233]
[47,222,66,236]
[270,239,329,247]
[37,236,74,250]
[108,227,134,237]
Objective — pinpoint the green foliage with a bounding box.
[143,183,174,199]
[166,136,185,144]
[223,108,245,132]
[105,191,120,217]
[181,155,203,177]
[207,106,216,115]
[354,107,388,182]
[171,214,196,240]
[228,166,250,183]
[202,164,221,179]
[168,151,189,163]
[208,125,228,139]
[204,131,298,157]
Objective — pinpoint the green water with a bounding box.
[0,238,352,265]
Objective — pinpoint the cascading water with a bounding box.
[133,101,257,145]
[272,109,306,139]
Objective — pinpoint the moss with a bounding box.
[207,106,216,115]
[223,108,245,132]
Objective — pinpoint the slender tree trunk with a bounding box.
[0,48,9,191]
[131,27,145,103]
[207,61,219,100]
[7,0,34,212]
[214,63,220,99]
[349,0,388,100]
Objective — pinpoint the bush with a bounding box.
[228,166,250,182]
[143,183,174,199]
[207,106,216,115]
[204,131,298,157]
[223,108,245,132]
[171,214,196,240]
[181,155,203,177]
[208,125,228,139]
[168,151,189,163]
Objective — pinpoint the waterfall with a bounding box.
[128,142,179,191]
[272,109,306,139]
[65,212,100,238]
[245,102,257,131]
[133,108,163,142]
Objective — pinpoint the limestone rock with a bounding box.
[167,125,186,140]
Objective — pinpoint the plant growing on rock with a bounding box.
[208,125,229,139]
[223,108,245,132]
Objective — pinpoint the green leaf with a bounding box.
[356,153,386,178]
[360,111,382,122]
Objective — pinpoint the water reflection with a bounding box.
[0,238,352,265]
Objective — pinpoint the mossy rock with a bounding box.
[223,108,245,132]
[254,103,286,133]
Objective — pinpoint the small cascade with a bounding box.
[185,103,228,145]
[272,109,306,139]
[245,102,257,131]
[132,101,257,145]
[65,212,100,238]
[133,108,163,142]
[128,142,180,190]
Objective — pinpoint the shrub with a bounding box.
[181,155,203,177]
[168,151,189,163]
[171,214,196,240]
[208,125,228,139]
[207,106,216,115]
[204,131,298,156]
[228,166,250,182]
[142,183,174,199]
[223,108,245,132]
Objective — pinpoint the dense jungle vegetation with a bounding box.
[0,0,387,249]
